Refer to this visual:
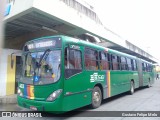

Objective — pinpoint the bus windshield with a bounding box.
[21,50,61,85]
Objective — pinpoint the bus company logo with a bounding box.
[90,73,105,82]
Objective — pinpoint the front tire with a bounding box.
[91,86,102,109]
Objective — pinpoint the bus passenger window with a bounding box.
[85,48,98,70]
[74,50,82,69]
[117,56,121,70]
[65,48,82,69]
[64,47,82,78]
[99,52,109,70]
[142,63,146,71]
[111,55,118,70]
[131,59,137,71]
[133,60,137,71]
[107,53,112,70]
[148,64,152,72]
[68,50,75,69]
[127,58,132,71]
[120,57,126,70]
[146,64,149,72]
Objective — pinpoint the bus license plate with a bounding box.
[30,106,37,111]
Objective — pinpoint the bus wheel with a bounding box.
[91,86,102,109]
[147,80,151,88]
[130,81,134,95]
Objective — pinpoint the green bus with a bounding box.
[17,35,154,113]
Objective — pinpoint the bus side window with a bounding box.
[131,59,137,71]
[65,47,82,69]
[146,64,148,72]
[110,54,113,70]
[133,60,137,71]
[85,48,98,70]
[149,64,151,72]
[107,53,112,70]
[145,63,147,72]
[120,56,127,70]
[64,47,82,78]
[99,51,109,70]
[69,49,82,69]
[148,64,152,72]
[127,58,132,71]
[111,54,118,70]
[117,56,121,70]
[142,62,146,71]
[64,47,69,69]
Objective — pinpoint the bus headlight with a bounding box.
[17,88,23,97]
[46,89,62,102]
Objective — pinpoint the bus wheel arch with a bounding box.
[130,79,135,95]
[91,84,103,109]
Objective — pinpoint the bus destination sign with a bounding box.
[24,37,62,51]
[27,40,55,49]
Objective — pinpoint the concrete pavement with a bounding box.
[0,94,17,104]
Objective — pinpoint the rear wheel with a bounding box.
[91,86,102,109]
[130,81,134,95]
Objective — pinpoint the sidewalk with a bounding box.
[0,94,17,104]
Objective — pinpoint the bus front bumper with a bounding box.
[17,96,63,113]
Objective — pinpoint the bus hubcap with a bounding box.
[131,84,134,93]
[93,92,100,102]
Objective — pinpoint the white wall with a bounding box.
[0,49,21,96]
[32,0,126,47]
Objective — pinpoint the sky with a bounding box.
[85,0,160,62]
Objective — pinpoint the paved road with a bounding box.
[0,79,160,120]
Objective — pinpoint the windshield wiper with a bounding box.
[39,49,51,66]
[33,49,51,84]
